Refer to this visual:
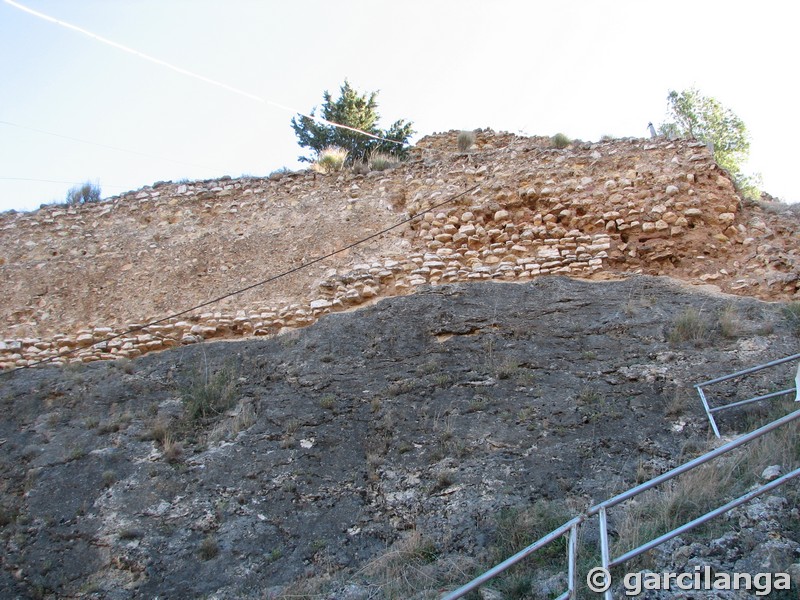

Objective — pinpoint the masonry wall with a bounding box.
[1,131,797,368]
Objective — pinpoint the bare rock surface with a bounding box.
[0,276,798,598]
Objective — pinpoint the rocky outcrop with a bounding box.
[1,277,798,599]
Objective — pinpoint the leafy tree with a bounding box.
[658,88,760,198]
[291,80,414,165]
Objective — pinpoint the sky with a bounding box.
[1,0,799,212]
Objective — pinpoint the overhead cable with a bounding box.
[0,176,128,189]
[0,182,483,375]
[3,0,406,147]
[0,119,217,170]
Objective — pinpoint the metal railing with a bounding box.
[441,405,800,600]
[695,352,800,438]
[594,407,800,599]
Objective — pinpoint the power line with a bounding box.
[0,119,218,171]
[0,176,129,189]
[3,0,406,148]
[1,182,483,376]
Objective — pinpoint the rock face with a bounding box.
[0,277,798,599]
[1,131,799,368]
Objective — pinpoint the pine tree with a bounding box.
[290,80,414,165]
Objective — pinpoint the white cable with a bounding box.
[3,0,405,147]
[0,120,217,170]
[0,176,128,188]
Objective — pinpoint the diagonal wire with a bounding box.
[0,119,218,171]
[0,181,484,375]
[3,0,406,147]
[0,176,129,189]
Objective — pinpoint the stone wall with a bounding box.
[1,130,797,369]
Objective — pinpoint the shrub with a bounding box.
[784,302,800,335]
[198,536,219,560]
[268,167,291,179]
[615,416,800,566]
[66,181,101,205]
[490,500,571,567]
[457,130,475,152]
[551,133,571,149]
[180,364,238,425]
[162,432,183,463]
[718,305,741,338]
[312,146,348,174]
[367,151,396,171]
[351,161,369,175]
[668,308,710,346]
[360,530,444,597]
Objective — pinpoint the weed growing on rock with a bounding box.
[615,403,800,569]
[783,302,800,335]
[368,151,396,171]
[386,378,416,396]
[67,445,86,461]
[433,373,452,387]
[552,133,571,149]
[457,130,475,152]
[312,146,348,174]
[198,536,219,560]
[418,361,439,375]
[664,386,692,417]
[495,359,520,380]
[360,530,446,597]
[668,308,710,346]
[208,399,257,443]
[718,304,742,338]
[429,470,455,494]
[180,363,237,425]
[466,395,488,413]
[101,470,116,488]
[162,432,183,463]
[476,500,573,598]
[267,548,282,563]
[118,528,143,541]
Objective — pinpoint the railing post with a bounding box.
[694,353,800,436]
[599,506,613,600]
[696,385,721,438]
[567,524,577,598]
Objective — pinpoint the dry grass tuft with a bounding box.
[312,146,348,173]
[457,130,475,152]
[668,308,710,346]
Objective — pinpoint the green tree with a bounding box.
[290,80,414,165]
[658,88,760,199]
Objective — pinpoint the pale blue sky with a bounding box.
[1,0,798,211]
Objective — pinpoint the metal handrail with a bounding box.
[695,352,800,437]
[440,517,582,600]
[440,407,800,600]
